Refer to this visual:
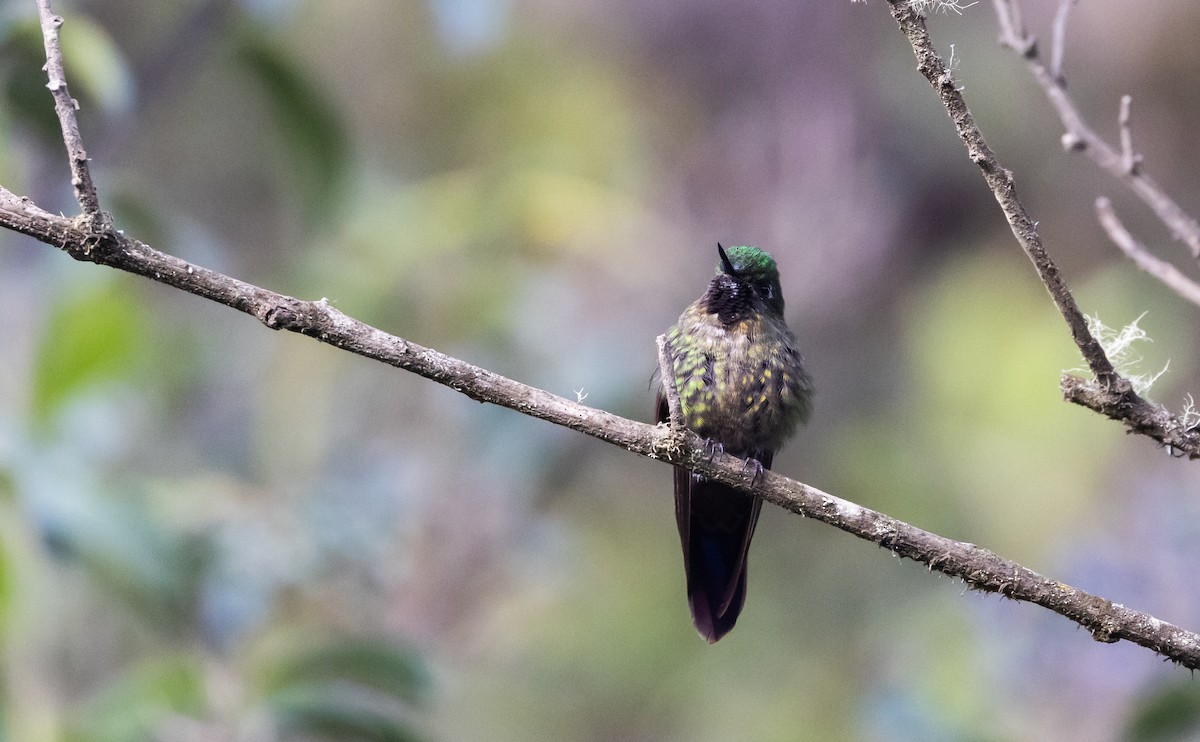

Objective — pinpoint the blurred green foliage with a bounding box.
[31,277,147,428]
[235,27,348,223]
[61,655,206,742]
[261,640,427,742]
[59,15,133,117]
[1124,681,1200,742]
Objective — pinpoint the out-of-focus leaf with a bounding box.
[234,27,348,222]
[256,636,428,742]
[0,14,23,187]
[62,655,205,742]
[59,14,134,115]
[106,189,171,249]
[30,277,146,426]
[1,18,61,144]
[0,102,20,191]
[0,533,10,627]
[268,685,424,742]
[0,13,131,139]
[260,636,429,705]
[31,480,210,632]
[1124,682,1200,742]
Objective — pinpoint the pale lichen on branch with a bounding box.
[1079,313,1168,397]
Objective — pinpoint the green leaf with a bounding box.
[0,535,10,627]
[258,637,429,742]
[0,12,131,160]
[260,636,429,706]
[1,18,61,144]
[32,480,209,632]
[234,28,349,222]
[30,277,146,426]
[268,686,424,742]
[1124,682,1200,742]
[60,14,134,115]
[62,655,206,742]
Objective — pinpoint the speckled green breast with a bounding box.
[666,308,812,457]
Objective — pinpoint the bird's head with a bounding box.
[706,243,785,321]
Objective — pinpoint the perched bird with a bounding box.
[657,244,813,643]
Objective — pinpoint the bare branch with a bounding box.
[1049,0,1075,83]
[1096,198,1200,306]
[1118,95,1142,175]
[992,0,1200,262]
[884,1,1200,455]
[35,0,104,220]
[3,184,1200,668]
[655,334,684,428]
[992,0,1035,57]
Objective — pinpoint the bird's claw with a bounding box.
[741,457,766,485]
[703,439,725,460]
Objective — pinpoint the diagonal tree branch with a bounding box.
[886,0,1200,458]
[890,2,1112,382]
[4,185,1200,668]
[9,0,1200,670]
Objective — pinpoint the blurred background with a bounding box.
[2,0,1200,739]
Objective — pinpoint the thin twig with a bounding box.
[1049,0,1074,84]
[2,184,1200,667]
[1117,95,1142,176]
[656,334,685,428]
[35,0,103,219]
[1096,198,1200,306]
[992,0,1034,57]
[993,0,1200,261]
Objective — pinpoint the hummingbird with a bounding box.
[656,244,813,643]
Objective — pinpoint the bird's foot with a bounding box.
[741,457,766,485]
[702,439,725,460]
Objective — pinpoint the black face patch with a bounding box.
[702,274,753,325]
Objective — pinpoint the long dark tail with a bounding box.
[658,390,767,642]
[675,470,762,642]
